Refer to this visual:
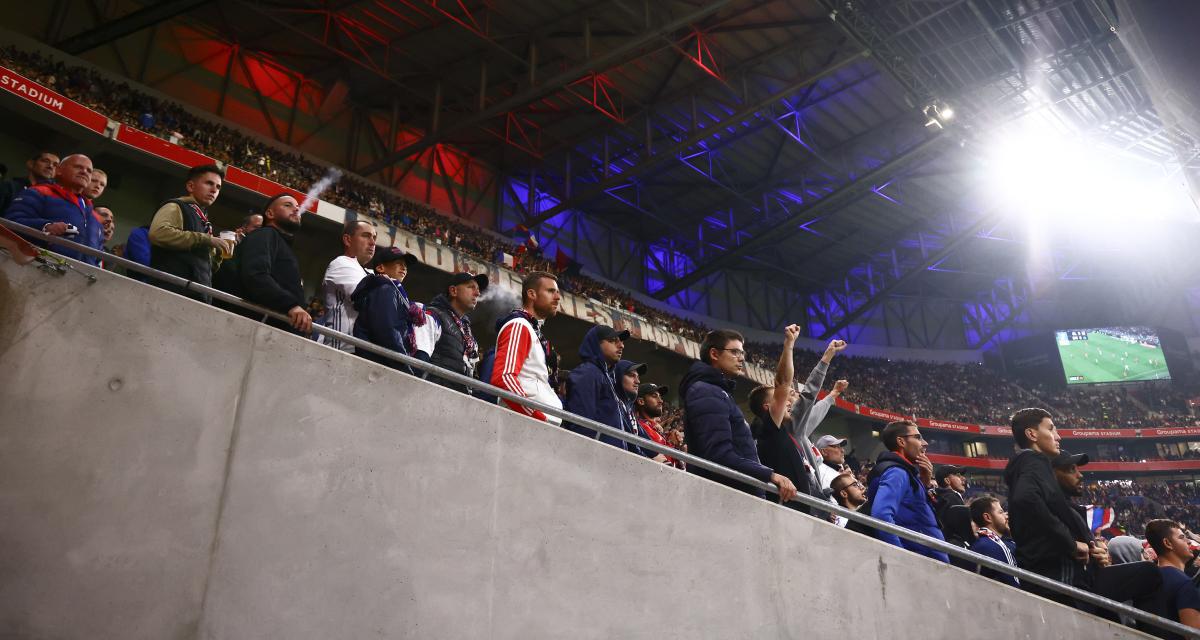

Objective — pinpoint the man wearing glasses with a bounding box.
[864,420,949,562]
[831,473,868,527]
[679,328,798,502]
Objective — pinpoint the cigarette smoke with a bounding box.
[472,284,521,344]
[299,167,343,214]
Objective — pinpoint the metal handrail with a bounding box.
[1,217,1193,638]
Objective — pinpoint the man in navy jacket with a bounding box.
[348,246,424,372]
[4,154,101,265]
[566,325,633,449]
[866,420,949,562]
[680,328,797,502]
[969,495,1019,588]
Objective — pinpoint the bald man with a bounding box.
[3,153,102,265]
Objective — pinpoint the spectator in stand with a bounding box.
[83,168,106,200]
[831,473,869,532]
[789,340,848,501]
[933,465,968,528]
[867,420,948,562]
[1052,450,1116,597]
[748,326,808,508]
[969,495,1019,588]
[491,271,562,425]
[1005,408,1093,605]
[681,327,798,502]
[148,164,234,300]
[346,247,424,371]
[93,206,114,245]
[565,325,635,449]
[0,150,57,213]
[815,434,851,525]
[615,360,652,456]
[635,383,682,468]
[213,194,310,334]
[416,272,488,394]
[1109,536,1149,565]
[1136,519,1200,638]
[124,224,151,271]
[4,153,101,265]
[93,206,116,269]
[942,504,978,570]
[317,220,376,352]
[1052,450,1089,501]
[235,213,263,241]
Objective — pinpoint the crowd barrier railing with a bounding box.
[1,217,1196,639]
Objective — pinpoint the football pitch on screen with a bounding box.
[1059,332,1170,384]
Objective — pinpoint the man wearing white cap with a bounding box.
[815,434,851,526]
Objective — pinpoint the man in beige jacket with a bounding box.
[148,163,234,301]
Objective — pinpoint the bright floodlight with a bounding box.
[940,106,954,120]
[983,117,1197,227]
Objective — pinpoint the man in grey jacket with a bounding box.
[788,339,848,498]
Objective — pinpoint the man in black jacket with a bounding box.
[214,193,310,334]
[1004,407,1093,605]
[933,464,967,529]
[750,325,816,510]
[415,271,487,393]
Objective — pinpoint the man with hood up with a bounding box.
[349,246,425,373]
[415,271,488,394]
[565,325,645,453]
[1004,407,1093,605]
[866,420,948,562]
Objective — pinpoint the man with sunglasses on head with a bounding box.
[866,420,948,562]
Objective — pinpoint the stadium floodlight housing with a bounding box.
[923,102,954,130]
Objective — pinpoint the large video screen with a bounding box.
[1055,326,1171,385]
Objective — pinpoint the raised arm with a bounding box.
[803,379,849,437]
[768,324,800,427]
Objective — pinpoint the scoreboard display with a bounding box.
[1055,326,1171,384]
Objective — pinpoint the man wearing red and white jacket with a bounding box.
[491,271,563,424]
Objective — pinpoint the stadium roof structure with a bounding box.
[33,0,1200,348]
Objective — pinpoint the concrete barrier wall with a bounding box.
[0,258,1145,639]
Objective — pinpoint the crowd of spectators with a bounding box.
[6,44,1200,435]
[15,43,1200,635]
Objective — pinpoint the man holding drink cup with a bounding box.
[147,163,235,301]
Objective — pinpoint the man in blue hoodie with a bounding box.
[565,325,639,451]
[679,328,797,502]
[866,420,949,562]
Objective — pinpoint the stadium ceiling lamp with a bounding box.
[981,116,1197,228]
[923,102,954,130]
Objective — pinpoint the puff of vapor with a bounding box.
[299,167,344,214]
